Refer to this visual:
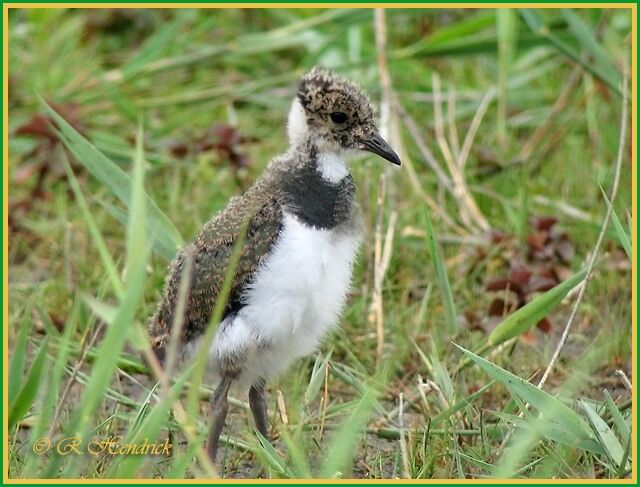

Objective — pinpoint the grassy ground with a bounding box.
[7,7,633,479]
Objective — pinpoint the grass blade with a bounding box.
[279,429,312,479]
[40,100,183,260]
[60,127,151,477]
[110,374,190,478]
[600,185,631,259]
[497,9,518,146]
[305,351,332,406]
[561,9,621,90]
[580,400,628,469]
[8,308,31,405]
[61,151,124,298]
[395,11,496,58]
[519,8,622,96]
[23,301,81,476]
[603,390,630,441]
[319,389,377,478]
[488,268,587,345]
[431,381,496,427]
[9,337,49,429]
[254,431,294,478]
[423,208,458,335]
[119,18,185,81]
[454,343,599,452]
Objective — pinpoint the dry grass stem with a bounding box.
[276,390,289,426]
[516,65,583,164]
[396,100,454,193]
[537,71,628,390]
[433,73,491,233]
[371,175,387,364]
[164,247,194,383]
[398,392,411,479]
[448,86,461,159]
[457,88,495,170]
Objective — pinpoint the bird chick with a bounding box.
[149,66,401,462]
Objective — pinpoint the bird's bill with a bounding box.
[361,132,401,166]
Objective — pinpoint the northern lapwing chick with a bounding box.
[149,66,401,462]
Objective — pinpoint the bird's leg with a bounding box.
[206,375,233,461]
[248,382,269,440]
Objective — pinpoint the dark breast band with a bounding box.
[281,162,356,229]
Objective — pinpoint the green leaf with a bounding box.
[81,293,118,325]
[120,18,185,80]
[603,390,630,441]
[320,389,377,478]
[488,268,587,345]
[61,152,124,298]
[110,373,190,478]
[497,9,519,144]
[423,208,458,335]
[164,440,200,479]
[580,400,628,469]
[561,9,621,90]
[8,310,31,405]
[279,430,312,479]
[491,410,603,454]
[601,186,631,259]
[23,300,81,477]
[304,351,332,406]
[61,129,151,477]
[454,343,600,453]
[130,382,160,435]
[431,381,496,427]
[9,338,50,429]
[254,431,294,478]
[40,100,183,260]
[395,11,496,58]
[519,9,622,96]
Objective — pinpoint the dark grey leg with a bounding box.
[248,383,269,439]
[206,376,233,461]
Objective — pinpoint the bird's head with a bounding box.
[287,67,401,166]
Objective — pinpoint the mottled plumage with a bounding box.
[149,141,358,362]
[148,66,400,462]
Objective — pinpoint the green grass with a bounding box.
[7,7,633,480]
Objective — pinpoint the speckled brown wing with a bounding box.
[149,196,283,364]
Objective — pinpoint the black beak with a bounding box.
[361,132,401,166]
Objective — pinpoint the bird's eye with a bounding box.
[330,111,348,124]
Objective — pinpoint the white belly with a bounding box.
[208,212,361,389]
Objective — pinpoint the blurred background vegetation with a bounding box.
[7,7,633,479]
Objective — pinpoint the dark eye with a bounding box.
[330,111,348,124]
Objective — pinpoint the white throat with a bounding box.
[317,152,348,183]
[287,98,308,146]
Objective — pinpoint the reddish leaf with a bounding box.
[212,123,240,147]
[490,230,506,245]
[165,139,189,158]
[486,277,512,291]
[509,265,532,287]
[536,317,552,334]
[531,216,558,232]
[15,114,58,142]
[230,152,251,168]
[527,231,548,251]
[15,103,85,144]
[488,298,507,317]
